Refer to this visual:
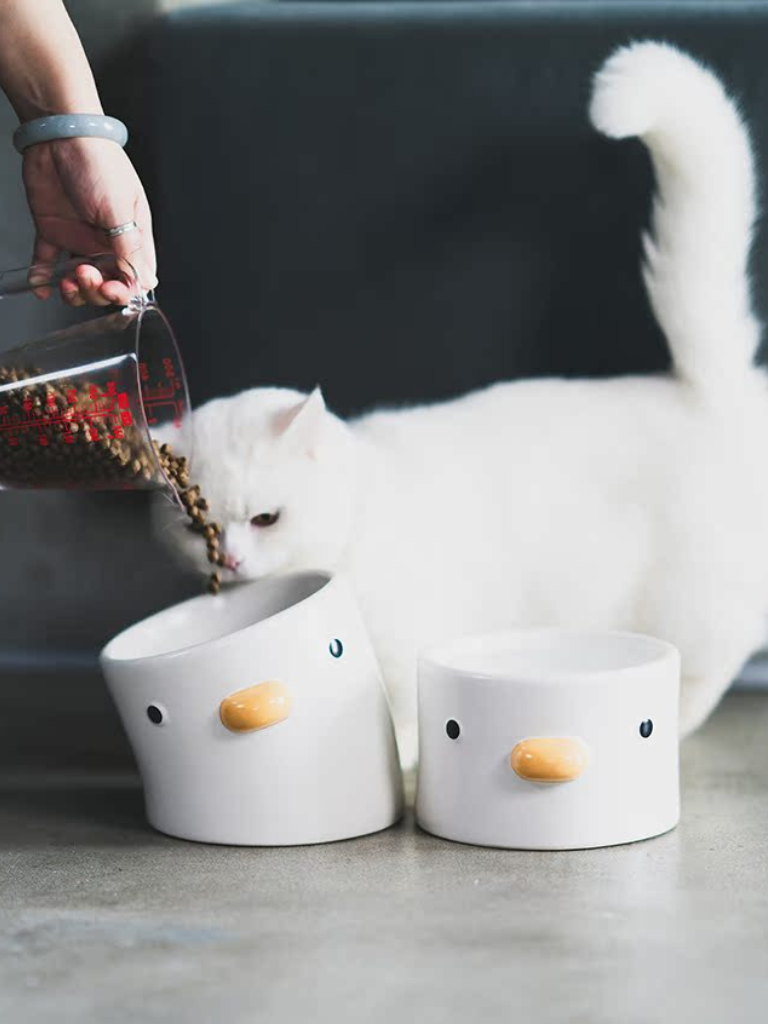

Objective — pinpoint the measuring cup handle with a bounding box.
[0,254,141,303]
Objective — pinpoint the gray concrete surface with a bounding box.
[1,689,766,1024]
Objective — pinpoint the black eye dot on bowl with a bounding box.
[639,719,653,738]
[329,639,343,658]
[147,705,164,725]
[446,719,461,740]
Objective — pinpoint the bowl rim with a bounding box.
[100,570,335,669]
[419,627,679,685]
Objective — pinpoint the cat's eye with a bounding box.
[446,719,461,740]
[329,639,344,658]
[639,719,653,738]
[251,511,280,528]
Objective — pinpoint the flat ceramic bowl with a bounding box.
[101,572,403,845]
[416,629,680,850]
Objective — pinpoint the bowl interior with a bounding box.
[103,572,330,663]
[425,629,675,680]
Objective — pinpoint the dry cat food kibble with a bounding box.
[152,440,225,594]
[0,365,162,489]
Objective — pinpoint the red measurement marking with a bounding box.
[139,362,149,382]
[38,436,49,447]
[143,399,180,418]
[142,384,176,402]
[0,379,146,442]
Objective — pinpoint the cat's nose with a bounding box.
[510,737,590,783]
[223,553,242,571]
[219,681,292,733]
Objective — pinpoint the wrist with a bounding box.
[11,89,103,123]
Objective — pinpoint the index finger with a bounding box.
[100,279,134,306]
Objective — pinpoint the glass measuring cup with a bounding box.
[0,255,189,497]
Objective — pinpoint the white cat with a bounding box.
[156,42,768,768]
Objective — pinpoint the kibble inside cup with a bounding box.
[0,297,189,495]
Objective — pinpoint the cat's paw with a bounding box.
[679,674,731,738]
[396,722,419,772]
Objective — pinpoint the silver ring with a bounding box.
[106,220,138,238]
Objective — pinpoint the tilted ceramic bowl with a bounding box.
[101,572,403,845]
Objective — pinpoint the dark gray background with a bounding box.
[2,1,767,767]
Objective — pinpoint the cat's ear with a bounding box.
[273,388,327,457]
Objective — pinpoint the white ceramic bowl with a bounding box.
[416,629,680,850]
[101,572,403,845]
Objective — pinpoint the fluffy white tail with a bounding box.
[590,41,761,394]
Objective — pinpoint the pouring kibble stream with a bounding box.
[153,440,225,595]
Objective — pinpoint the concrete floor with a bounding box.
[1,691,767,1024]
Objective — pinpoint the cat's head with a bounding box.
[153,387,357,581]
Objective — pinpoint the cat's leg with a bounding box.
[679,671,741,736]
[375,647,419,770]
[678,610,767,734]
[394,719,419,773]
[645,596,767,737]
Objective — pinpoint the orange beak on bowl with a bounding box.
[219,681,292,733]
[510,736,590,783]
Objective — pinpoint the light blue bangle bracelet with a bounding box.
[12,113,128,154]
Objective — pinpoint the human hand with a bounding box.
[21,135,157,306]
